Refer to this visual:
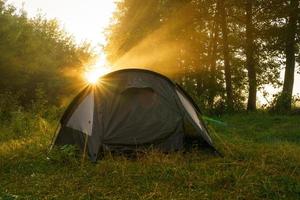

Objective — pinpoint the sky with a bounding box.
[7,0,116,47]
[5,0,300,100]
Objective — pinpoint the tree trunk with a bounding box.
[208,3,219,108]
[246,0,257,111]
[218,0,234,111]
[280,0,298,111]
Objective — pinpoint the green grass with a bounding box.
[1,113,300,199]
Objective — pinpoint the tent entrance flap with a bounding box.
[176,88,213,146]
[66,92,94,136]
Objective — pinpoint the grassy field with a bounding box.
[0,113,300,199]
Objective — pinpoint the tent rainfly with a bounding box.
[52,69,218,161]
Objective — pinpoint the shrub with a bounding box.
[10,109,35,137]
[0,92,20,121]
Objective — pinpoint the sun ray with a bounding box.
[84,66,110,84]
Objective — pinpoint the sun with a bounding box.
[84,66,110,84]
[84,54,112,84]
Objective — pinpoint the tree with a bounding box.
[105,0,298,112]
[279,0,299,111]
[218,0,234,111]
[0,1,93,106]
[207,2,219,108]
[245,0,257,111]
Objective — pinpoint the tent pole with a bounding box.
[48,123,61,154]
[81,133,89,168]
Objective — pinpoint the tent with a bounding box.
[52,69,217,161]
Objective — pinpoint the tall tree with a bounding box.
[218,0,234,111]
[106,0,294,112]
[279,0,299,111]
[245,0,257,110]
[208,1,219,108]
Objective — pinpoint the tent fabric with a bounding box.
[53,69,217,161]
[66,92,94,136]
[175,89,213,146]
[176,89,202,129]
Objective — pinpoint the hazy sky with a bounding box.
[7,0,116,47]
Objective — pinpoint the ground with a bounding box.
[0,113,300,199]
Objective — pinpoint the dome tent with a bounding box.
[52,69,218,161]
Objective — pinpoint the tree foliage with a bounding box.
[105,0,299,112]
[0,1,93,106]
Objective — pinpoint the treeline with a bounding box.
[105,0,300,112]
[0,1,92,110]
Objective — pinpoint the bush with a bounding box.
[0,92,20,121]
[9,109,35,137]
[0,89,62,140]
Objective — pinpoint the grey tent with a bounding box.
[53,69,217,161]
